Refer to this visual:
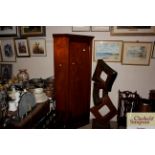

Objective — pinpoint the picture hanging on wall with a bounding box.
[0,64,12,82]
[28,38,46,56]
[0,26,18,37]
[152,42,155,58]
[0,39,16,62]
[0,53,2,62]
[72,26,90,32]
[15,39,30,57]
[94,40,123,62]
[0,44,2,62]
[122,42,152,65]
[111,26,155,35]
[91,26,110,32]
[20,26,46,37]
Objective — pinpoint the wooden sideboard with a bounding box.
[1,101,50,129]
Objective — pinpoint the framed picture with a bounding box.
[28,38,46,56]
[0,44,2,62]
[111,26,155,35]
[152,42,155,58]
[0,39,16,62]
[94,40,123,62]
[0,53,2,62]
[122,42,152,65]
[15,39,30,57]
[91,26,110,32]
[20,26,46,37]
[72,26,90,32]
[0,64,12,82]
[0,26,17,37]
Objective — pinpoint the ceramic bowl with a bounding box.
[33,88,43,94]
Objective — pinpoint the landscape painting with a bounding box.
[94,40,123,62]
[122,42,152,65]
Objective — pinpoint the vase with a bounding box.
[17,69,29,82]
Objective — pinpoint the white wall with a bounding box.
[11,26,155,120]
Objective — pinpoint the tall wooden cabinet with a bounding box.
[53,34,94,128]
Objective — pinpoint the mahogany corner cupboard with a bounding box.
[53,34,94,128]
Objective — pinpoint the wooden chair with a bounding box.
[117,90,140,128]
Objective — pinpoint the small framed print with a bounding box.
[0,26,18,37]
[152,42,155,58]
[0,64,13,82]
[111,26,155,35]
[72,26,90,32]
[0,45,2,62]
[0,39,16,62]
[15,39,30,57]
[91,26,110,32]
[28,38,46,56]
[0,53,2,62]
[122,42,152,65]
[20,26,46,37]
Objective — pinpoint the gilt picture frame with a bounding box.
[15,39,30,57]
[20,26,46,37]
[0,39,16,62]
[122,42,152,65]
[94,40,123,62]
[28,38,46,57]
[111,26,155,35]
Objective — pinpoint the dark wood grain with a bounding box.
[53,34,94,128]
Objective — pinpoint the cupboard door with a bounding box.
[68,40,92,127]
[54,36,69,125]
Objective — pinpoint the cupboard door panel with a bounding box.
[68,41,92,125]
[54,37,69,124]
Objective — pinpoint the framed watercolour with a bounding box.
[15,39,30,57]
[72,26,90,32]
[122,42,152,65]
[20,26,46,37]
[94,40,123,62]
[28,38,46,56]
[91,26,110,32]
[0,39,16,62]
[111,26,155,35]
[0,64,13,82]
[0,26,17,37]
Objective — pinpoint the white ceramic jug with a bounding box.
[8,91,20,112]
